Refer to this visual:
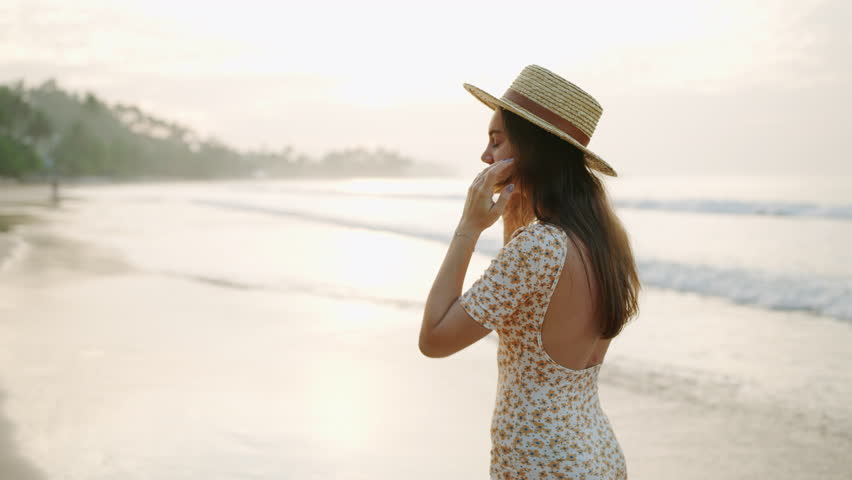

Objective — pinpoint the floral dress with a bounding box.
[459,221,627,480]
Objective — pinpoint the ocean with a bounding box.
[0,173,850,479]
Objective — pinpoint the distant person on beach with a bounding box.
[420,65,641,479]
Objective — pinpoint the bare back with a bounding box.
[541,232,611,370]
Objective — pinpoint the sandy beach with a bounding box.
[1,180,850,479]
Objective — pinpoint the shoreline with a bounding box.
[0,185,50,272]
[0,186,54,479]
[0,183,56,207]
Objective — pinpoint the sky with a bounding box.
[1,0,850,178]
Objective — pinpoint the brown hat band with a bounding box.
[502,88,591,147]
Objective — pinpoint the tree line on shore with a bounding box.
[0,79,449,181]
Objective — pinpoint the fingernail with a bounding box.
[502,157,514,162]
[507,184,515,192]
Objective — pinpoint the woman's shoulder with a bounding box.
[518,220,569,243]
[506,221,569,259]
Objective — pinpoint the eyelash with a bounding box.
[491,143,499,148]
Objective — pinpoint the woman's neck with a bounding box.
[502,194,537,245]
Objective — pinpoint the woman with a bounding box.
[419,65,641,479]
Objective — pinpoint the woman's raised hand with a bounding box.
[458,158,515,234]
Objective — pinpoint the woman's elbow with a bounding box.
[418,336,448,358]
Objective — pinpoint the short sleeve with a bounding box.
[458,224,566,331]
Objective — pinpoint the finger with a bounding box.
[483,160,514,188]
[472,163,497,190]
[471,159,511,195]
[473,163,494,184]
[490,183,515,215]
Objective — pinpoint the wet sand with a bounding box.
[0,183,54,479]
[0,182,850,479]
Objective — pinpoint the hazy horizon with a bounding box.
[2,0,850,178]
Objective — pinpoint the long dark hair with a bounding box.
[500,107,640,339]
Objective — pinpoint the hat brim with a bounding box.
[463,83,617,177]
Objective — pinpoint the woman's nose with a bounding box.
[481,152,494,165]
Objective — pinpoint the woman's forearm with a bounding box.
[420,222,481,342]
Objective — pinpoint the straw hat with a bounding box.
[464,64,617,177]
